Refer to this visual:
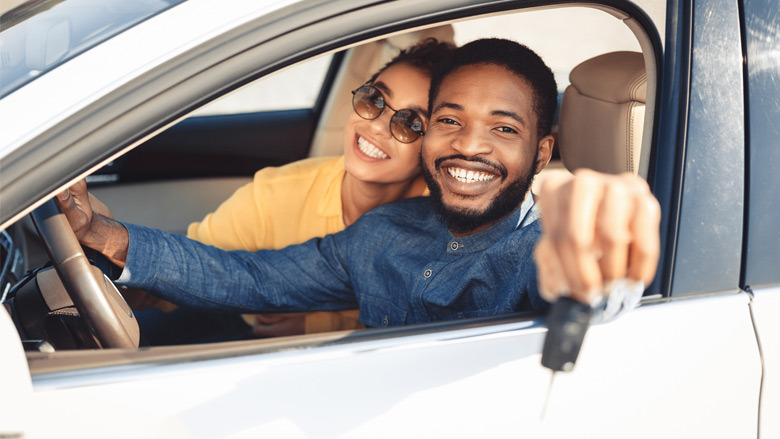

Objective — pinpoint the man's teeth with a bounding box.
[357,136,388,159]
[447,167,496,183]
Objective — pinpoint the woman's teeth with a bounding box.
[358,136,388,159]
[447,167,496,183]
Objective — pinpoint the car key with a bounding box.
[539,296,593,420]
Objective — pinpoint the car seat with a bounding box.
[556,51,647,174]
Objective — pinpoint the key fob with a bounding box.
[541,296,593,372]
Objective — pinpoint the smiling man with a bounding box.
[58,39,660,328]
[421,39,556,236]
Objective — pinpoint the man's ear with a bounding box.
[534,134,554,174]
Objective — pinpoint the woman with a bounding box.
[138,39,455,344]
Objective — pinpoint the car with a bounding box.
[0,0,778,437]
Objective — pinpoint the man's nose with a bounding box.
[451,125,493,156]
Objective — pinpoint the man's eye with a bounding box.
[496,126,518,134]
[437,118,458,125]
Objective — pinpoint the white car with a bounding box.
[1,0,778,437]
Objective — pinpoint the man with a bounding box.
[58,39,660,325]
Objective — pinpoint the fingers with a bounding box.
[536,173,568,301]
[252,314,306,337]
[534,170,660,305]
[55,179,93,239]
[553,171,603,301]
[627,180,662,285]
[595,178,632,282]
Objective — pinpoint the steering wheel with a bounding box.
[31,199,139,348]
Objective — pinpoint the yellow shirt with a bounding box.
[188,156,348,251]
[187,156,356,334]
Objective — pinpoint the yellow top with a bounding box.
[188,156,348,251]
[187,156,355,334]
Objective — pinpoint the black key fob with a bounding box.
[541,296,593,372]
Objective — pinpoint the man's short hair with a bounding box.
[428,38,558,139]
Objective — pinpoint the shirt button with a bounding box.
[382,316,389,326]
[423,269,432,279]
[450,242,459,251]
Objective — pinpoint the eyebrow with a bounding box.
[373,80,393,98]
[492,110,527,128]
[432,101,463,113]
[433,102,528,127]
[375,80,427,117]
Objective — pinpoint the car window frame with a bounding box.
[2,0,669,371]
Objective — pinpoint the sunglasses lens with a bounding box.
[390,109,424,143]
[352,86,384,119]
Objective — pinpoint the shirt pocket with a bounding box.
[358,296,408,328]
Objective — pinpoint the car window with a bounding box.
[188,7,640,119]
[190,54,334,116]
[0,0,187,98]
[451,8,641,92]
[4,1,660,366]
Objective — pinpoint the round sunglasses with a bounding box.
[351,85,425,143]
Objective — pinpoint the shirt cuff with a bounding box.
[590,279,645,323]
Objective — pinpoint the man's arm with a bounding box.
[533,169,661,306]
[55,180,358,313]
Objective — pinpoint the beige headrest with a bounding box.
[558,51,646,174]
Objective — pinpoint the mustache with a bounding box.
[433,155,508,180]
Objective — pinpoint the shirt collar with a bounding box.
[516,190,538,229]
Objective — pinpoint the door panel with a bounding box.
[538,293,760,438]
[751,285,780,438]
[21,294,760,438]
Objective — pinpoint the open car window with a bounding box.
[3,1,659,368]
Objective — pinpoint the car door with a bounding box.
[741,0,780,437]
[531,0,763,436]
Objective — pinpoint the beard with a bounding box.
[421,149,538,235]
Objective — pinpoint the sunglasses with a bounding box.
[351,85,425,143]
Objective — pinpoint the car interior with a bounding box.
[0,4,658,368]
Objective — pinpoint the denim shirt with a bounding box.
[118,194,548,328]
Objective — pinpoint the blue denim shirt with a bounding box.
[118,195,548,328]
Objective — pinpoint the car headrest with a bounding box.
[557,51,646,174]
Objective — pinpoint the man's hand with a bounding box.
[56,179,129,267]
[56,179,95,241]
[251,314,307,338]
[534,169,661,306]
